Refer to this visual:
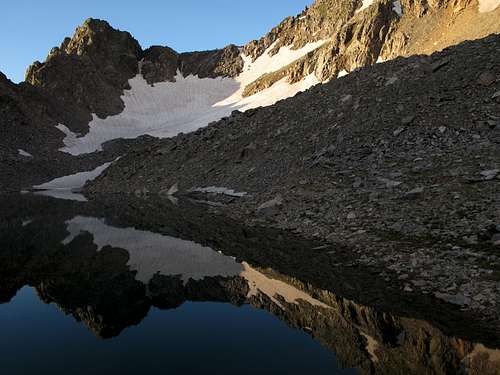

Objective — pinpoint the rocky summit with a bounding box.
[1,0,500,373]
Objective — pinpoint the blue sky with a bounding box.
[1,0,313,83]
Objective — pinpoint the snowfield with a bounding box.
[57,41,326,156]
[356,0,375,13]
[18,149,33,157]
[33,160,115,201]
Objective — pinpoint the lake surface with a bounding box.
[0,193,499,374]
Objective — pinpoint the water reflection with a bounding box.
[0,193,499,374]
[62,216,244,284]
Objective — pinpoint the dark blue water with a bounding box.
[0,287,355,375]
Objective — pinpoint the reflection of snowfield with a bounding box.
[58,41,326,156]
[62,216,244,283]
[61,215,331,309]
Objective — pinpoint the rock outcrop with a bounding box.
[241,0,500,96]
[141,44,244,84]
[25,18,142,132]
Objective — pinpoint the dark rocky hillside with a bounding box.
[88,35,500,325]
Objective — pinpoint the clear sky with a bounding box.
[1,0,313,83]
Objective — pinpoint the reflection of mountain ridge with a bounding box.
[1,193,500,374]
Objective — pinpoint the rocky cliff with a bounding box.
[241,0,500,96]
[25,18,142,132]
[141,44,243,84]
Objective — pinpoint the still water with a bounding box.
[0,193,499,374]
[2,287,349,375]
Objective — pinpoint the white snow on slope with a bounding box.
[191,186,248,197]
[18,149,33,157]
[237,40,326,85]
[33,160,114,201]
[479,0,500,12]
[58,40,326,156]
[393,0,403,16]
[337,70,349,78]
[356,0,375,13]
[58,75,239,155]
[216,73,321,111]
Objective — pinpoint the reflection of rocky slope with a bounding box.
[1,195,500,373]
[2,193,498,344]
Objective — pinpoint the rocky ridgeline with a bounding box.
[88,35,500,323]
[24,18,243,132]
[242,0,500,96]
[141,44,243,84]
[25,18,142,132]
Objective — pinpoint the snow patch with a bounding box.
[34,189,88,202]
[57,40,327,156]
[239,40,326,85]
[356,0,375,13]
[57,75,240,155]
[33,160,115,201]
[337,70,349,78]
[190,186,247,197]
[18,149,32,157]
[56,124,81,151]
[478,0,500,12]
[62,216,244,284]
[217,73,321,111]
[393,0,403,16]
